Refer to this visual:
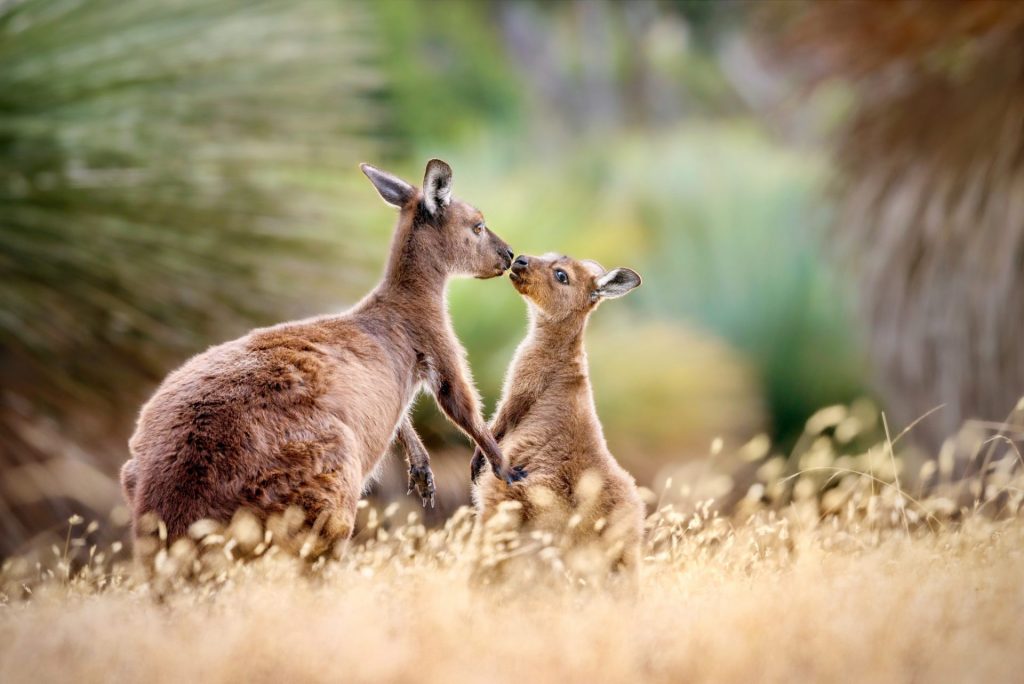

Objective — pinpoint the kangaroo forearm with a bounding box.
[490,391,534,440]
[435,380,503,465]
[395,415,429,469]
[396,413,437,507]
[471,393,532,479]
[470,390,533,482]
[440,392,501,460]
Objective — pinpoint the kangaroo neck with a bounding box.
[368,269,451,350]
[519,310,589,383]
[366,212,450,318]
[379,230,447,301]
[534,309,587,352]
[375,266,447,313]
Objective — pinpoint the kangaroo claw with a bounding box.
[407,464,436,509]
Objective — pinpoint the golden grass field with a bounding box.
[2,406,1023,684]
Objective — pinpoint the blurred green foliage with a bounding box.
[370,0,524,152]
[620,126,866,440]
[0,0,382,548]
[428,124,864,452]
[0,0,377,409]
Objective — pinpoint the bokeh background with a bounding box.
[3,0,1023,556]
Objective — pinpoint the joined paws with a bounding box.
[407,464,435,508]
[495,463,527,485]
[505,464,528,484]
[475,450,528,486]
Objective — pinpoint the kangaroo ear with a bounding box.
[422,159,453,215]
[593,267,642,300]
[361,163,415,208]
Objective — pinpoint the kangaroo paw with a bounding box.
[505,464,528,484]
[407,464,436,508]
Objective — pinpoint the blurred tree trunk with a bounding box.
[773,1,1024,450]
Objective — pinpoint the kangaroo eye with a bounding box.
[554,269,569,285]
[472,222,484,235]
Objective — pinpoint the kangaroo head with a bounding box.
[361,159,513,279]
[509,253,641,321]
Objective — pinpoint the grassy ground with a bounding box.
[2,412,1023,683]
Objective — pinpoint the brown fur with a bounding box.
[122,159,517,546]
[472,253,645,575]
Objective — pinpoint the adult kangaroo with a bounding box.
[121,159,521,549]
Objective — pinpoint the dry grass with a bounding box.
[2,405,1024,684]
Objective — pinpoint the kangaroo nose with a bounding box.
[503,247,514,262]
[512,255,529,272]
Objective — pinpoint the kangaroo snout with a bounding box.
[510,254,530,277]
[509,254,531,283]
[481,235,513,278]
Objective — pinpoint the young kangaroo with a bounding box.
[121,159,523,549]
[472,253,645,576]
